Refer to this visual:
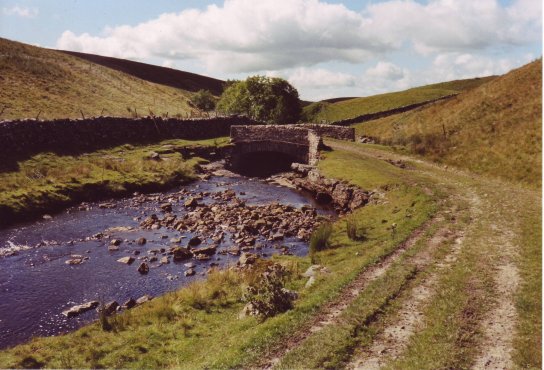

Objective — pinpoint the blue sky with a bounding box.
[1,0,541,100]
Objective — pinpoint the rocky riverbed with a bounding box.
[0,171,333,349]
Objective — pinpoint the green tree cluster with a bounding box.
[217,76,301,123]
[190,89,216,111]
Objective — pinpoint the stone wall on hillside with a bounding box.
[0,116,257,160]
[295,124,355,141]
[331,94,457,126]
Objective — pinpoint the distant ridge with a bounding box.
[60,50,225,96]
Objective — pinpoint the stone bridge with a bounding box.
[229,124,354,175]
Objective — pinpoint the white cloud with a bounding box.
[365,62,404,81]
[286,68,357,89]
[428,52,531,81]
[56,0,541,74]
[3,5,38,18]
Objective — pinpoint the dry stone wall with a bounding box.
[0,116,257,160]
[295,124,355,141]
[331,94,457,126]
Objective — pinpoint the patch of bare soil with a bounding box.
[471,227,519,370]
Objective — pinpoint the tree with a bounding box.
[190,89,216,111]
[216,76,301,123]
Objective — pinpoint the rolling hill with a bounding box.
[356,59,542,187]
[302,77,497,122]
[0,38,223,120]
[60,50,224,96]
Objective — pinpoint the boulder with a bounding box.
[184,268,196,276]
[117,256,135,265]
[122,298,136,309]
[136,237,147,245]
[65,258,84,265]
[188,236,202,247]
[160,256,169,264]
[108,245,120,252]
[136,295,153,305]
[160,202,173,212]
[110,239,122,246]
[184,197,199,208]
[62,301,99,318]
[191,245,216,256]
[99,301,119,316]
[172,247,192,261]
[332,183,353,209]
[138,262,149,274]
[239,252,257,266]
[348,190,369,210]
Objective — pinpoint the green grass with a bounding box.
[0,140,436,369]
[356,59,542,188]
[0,137,230,225]
[513,191,542,369]
[302,77,495,122]
[319,140,541,369]
[0,37,209,120]
[0,138,538,369]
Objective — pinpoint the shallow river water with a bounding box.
[0,175,330,349]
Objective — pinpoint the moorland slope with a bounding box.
[356,59,542,187]
[0,38,222,120]
[302,77,496,122]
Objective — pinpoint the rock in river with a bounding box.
[62,301,99,318]
[117,256,135,264]
[172,247,192,261]
[138,262,149,274]
[188,236,202,247]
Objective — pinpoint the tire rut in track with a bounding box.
[259,215,440,369]
[348,226,465,369]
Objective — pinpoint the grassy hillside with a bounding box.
[356,59,542,187]
[0,38,217,120]
[302,77,496,122]
[61,50,224,96]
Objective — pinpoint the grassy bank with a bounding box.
[0,38,208,120]
[0,141,437,369]
[0,137,229,227]
[325,140,541,369]
[356,59,542,188]
[302,77,495,122]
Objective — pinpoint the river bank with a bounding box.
[0,137,231,228]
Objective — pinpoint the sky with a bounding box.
[0,0,542,101]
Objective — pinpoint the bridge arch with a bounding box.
[229,125,321,176]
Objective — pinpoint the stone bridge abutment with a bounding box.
[229,124,354,176]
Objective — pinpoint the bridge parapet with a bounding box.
[230,125,314,145]
[230,125,322,166]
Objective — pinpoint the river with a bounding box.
[0,174,330,349]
